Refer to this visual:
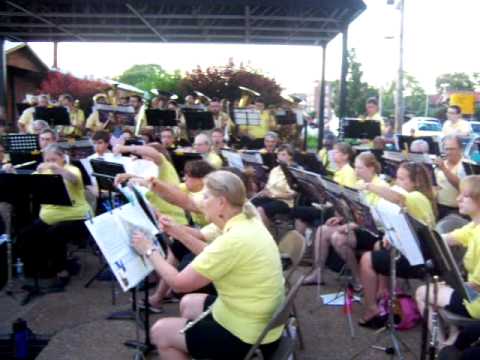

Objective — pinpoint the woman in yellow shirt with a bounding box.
[303,142,356,285]
[416,175,480,346]
[251,144,296,228]
[17,144,90,287]
[131,171,284,360]
[357,162,437,328]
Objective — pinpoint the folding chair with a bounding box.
[244,275,306,360]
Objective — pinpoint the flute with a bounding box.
[179,306,213,334]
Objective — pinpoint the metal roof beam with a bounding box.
[125,3,167,42]
[4,1,86,41]
[0,11,342,23]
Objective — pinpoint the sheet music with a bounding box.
[125,158,158,179]
[234,109,262,126]
[85,202,161,291]
[221,150,245,171]
[240,151,263,165]
[374,200,424,266]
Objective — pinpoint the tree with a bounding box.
[404,74,427,116]
[331,49,378,117]
[116,64,182,94]
[435,72,475,92]
[178,60,283,105]
[40,71,109,109]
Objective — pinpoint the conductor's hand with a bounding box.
[131,230,153,256]
[326,216,343,226]
[158,215,177,235]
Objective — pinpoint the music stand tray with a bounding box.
[184,111,214,131]
[90,159,126,193]
[34,107,71,126]
[342,119,381,140]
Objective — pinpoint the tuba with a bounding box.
[238,86,260,108]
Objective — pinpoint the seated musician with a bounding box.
[130,171,285,360]
[260,131,279,154]
[251,144,296,228]
[87,130,115,161]
[238,98,277,148]
[160,127,177,151]
[18,95,49,134]
[60,94,85,138]
[416,175,480,347]
[192,133,223,169]
[39,128,57,150]
[209,99,234,138]
[357,162,436,328]
[32,120,50,135]
[410,139,430,154]
[211,128,228,153]
[17,144,90,287]
[305,152,380,291]
[85,94,109,132]
[317,132,337,173]
[435,135,467,219]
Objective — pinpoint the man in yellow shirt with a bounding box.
[238,99,276,140]
[435,135,467,218]
[18,95,49,133]
[209,100,234,137]
[193,133,223,169]
[59,94,85,138]
[442,105,472,137]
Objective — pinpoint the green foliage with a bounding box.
[116,64,182,94]
[331,49,378,117]
[435,72,475,92]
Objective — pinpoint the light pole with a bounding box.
[387,0,405,133]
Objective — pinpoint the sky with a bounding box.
[11,0,480,95]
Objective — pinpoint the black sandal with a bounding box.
[358,314,387,329]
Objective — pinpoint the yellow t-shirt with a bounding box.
[145,154,188,225]
[191,212,285,344]
[404,191,436,228]
[442,119,472,137]
[86,110,102,132]
[333,164,357,188]
[39,165,91,225]
[435,160,466,207]
[318,148,335,173]
[178,183,208,226]
[356,175,388,206]
[18,107,35,133]
[238,111,275,139]
[265,165,295,207]
[205,152,223,170]
[450,222,480,318]
[61,108,86,137]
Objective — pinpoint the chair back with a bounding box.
[278,230,306,283]
[243,275,305,360]
[435,214,469,235]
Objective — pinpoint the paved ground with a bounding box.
[0,250,425,360]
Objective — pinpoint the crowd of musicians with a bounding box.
[1,92,480,360]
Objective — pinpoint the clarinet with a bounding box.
[429,276,439,360]
[179,306,213,334]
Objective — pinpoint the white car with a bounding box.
[401,117,442,137]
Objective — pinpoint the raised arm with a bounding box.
[364,182,406,207]
[149,177,200,213]
[113,144,164,166]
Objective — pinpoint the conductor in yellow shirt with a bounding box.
[442,105,472,137]
[16,144,90,288]
[360,98,385,135]
[131,171,285,360]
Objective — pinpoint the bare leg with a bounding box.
[303,225,338,284]
[149,251,178,306]
[331,231,361,285]
[150,317,189,360]
[359,252,380,320]
[179,293,209,320]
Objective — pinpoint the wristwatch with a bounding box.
[145,247,157,258]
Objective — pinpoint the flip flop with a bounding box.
[138,300,164,314]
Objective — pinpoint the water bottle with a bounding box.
[13,318,29,359]
[15,258,24,280]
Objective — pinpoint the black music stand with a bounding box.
[146,109,177,127]
[34,106,70,127]
[396,135,440,155]
[342,119,381,140]
[275,110,297,126]
[169,151,202,178]
[7,174,73,305]
[184,111,214,140]
[293,151,328,176]
[463,160,480,175]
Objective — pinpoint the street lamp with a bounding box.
[387,0,405,133]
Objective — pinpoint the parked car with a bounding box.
[401,117,442,137]
[470,121,480,135]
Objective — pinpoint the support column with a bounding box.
[0,37,8,125]
[338,27,349,120]
[53,41,58,69]
[317,44,327,151]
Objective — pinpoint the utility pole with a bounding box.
[394,0,405,133]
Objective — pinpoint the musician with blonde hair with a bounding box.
[131,171,284,360]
